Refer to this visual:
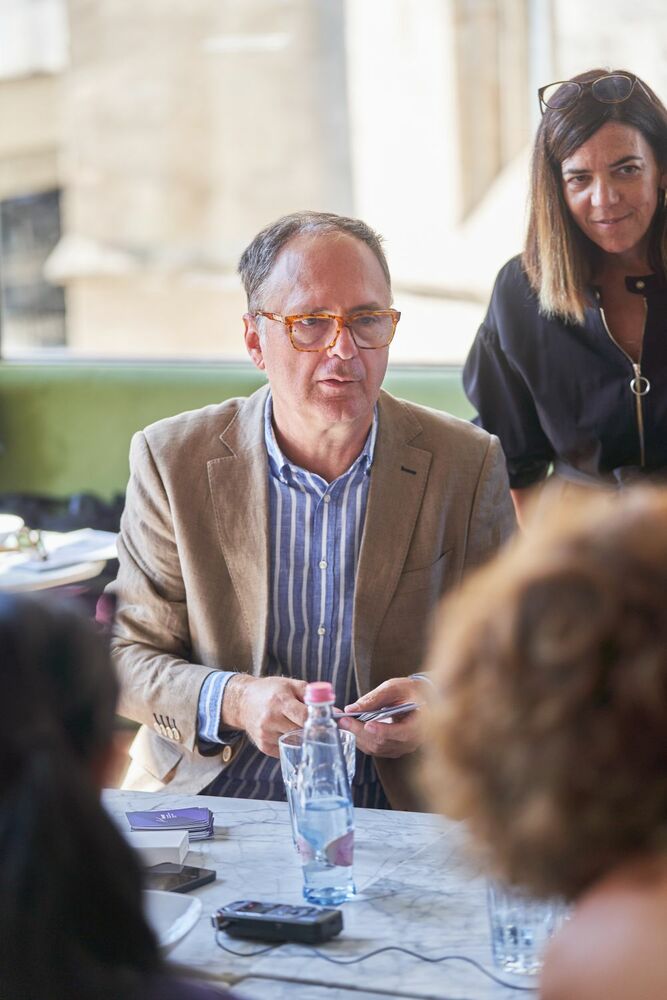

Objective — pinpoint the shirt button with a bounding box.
[636,280,645,290]
[317,626,326,636]
[323,495,331,503]
[319,560,327,569]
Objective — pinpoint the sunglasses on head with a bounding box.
[538,73,651,115]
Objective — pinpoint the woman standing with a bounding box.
[463,69,667,525]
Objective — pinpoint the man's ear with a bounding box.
[244,312,266,371]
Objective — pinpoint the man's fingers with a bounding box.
[340,711,423,758]
[284,699,309,727]
[345,677,412,713]
[243,676,309,747]
[278,679,308,726]
[355,731,405,758]
[337,717,363,735]
[251,710,298,756]
[344,684,390,712]
[338,716,387,755]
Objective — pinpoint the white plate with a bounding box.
[143,889,202,952]
[0,514,23,545]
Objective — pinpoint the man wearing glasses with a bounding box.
[111,212,515,809]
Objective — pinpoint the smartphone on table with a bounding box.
[144,862,216,893]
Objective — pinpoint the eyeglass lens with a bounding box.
[542,81,581,110]
[542,74,634,111]
[291,313,394,350]
[591,74,634,103]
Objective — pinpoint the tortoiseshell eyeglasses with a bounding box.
[253,309,401,352]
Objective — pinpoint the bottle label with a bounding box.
[296,830,354,866]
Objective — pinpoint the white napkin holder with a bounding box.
[126,829,189,866]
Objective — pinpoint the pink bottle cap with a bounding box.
[305,681,334,704]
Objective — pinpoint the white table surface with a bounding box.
[0,528,116,592]
[0,557,107,592]
[104,789,537,1000]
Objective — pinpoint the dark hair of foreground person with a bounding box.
[0,594,228,1000]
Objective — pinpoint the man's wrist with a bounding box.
[221,673,252,730]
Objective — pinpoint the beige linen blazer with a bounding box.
[110,385,515,809]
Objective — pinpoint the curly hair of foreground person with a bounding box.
[423,488,667,902]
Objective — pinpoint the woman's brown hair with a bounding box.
[423,488,667,901]
[523,69,667,324]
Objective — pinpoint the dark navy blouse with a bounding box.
[463,256,667,489]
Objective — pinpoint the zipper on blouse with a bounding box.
[598,300,649,467]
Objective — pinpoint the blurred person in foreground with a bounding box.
[423,488,667,999]
[464,69,667,527]
[0,593,231,1000]
[109,211,515,809]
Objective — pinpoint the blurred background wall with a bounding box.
[0,0,666,363]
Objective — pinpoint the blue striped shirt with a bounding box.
[197,393,388,808]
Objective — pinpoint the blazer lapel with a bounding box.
[353,391,432,694]
[207,386,270,675]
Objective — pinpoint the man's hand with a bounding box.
[223,675,309,757]
[337,676,429,759]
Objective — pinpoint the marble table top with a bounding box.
[104,789,537,1000]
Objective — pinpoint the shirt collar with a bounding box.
[263,391,377,485]
[592,273,666,302]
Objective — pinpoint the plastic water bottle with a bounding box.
[294,681,355,904]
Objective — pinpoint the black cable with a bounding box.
[215,931,281,957]
[308,945,537,991]
[215,933,537,992]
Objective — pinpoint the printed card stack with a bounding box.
[126,807,215,841]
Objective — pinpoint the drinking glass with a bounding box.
[487,880,568,975]
[278,728,356,844]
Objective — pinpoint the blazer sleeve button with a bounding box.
[222,745,233,763]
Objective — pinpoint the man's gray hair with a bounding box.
[238,211,391,310]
